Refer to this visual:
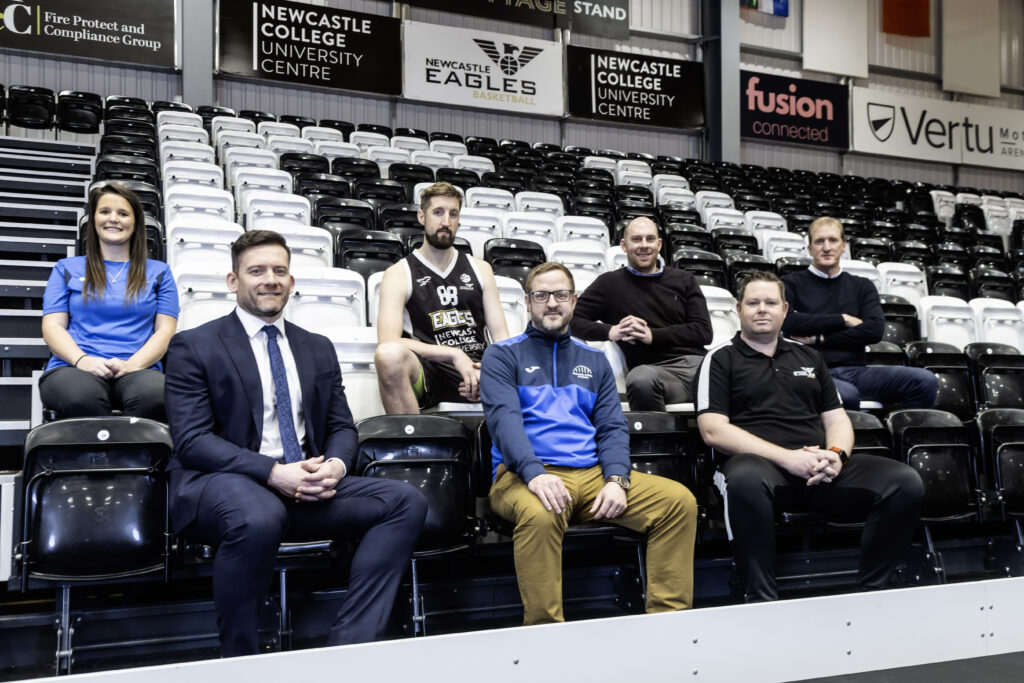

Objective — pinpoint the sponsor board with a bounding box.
[740,70,848,150]
[218,0,400,95]
[851,87,1024,170]
[0,0,175,67]
[566,45,704,129]
[403,21,564,117]
[402,0,630,39]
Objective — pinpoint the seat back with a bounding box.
[356,415,475,550]
[20,417,171,588]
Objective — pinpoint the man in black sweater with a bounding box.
[572,217,713,410]
[781,216,937,410]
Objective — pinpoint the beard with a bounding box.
[424,228,454,249]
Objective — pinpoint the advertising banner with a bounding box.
[849,87,1023,168]
[0,0,175,68]
[218,0,401,95]
[566,46,704,129]
[403,21,564,117]
[740,70,848,149]
[402,0,630,39]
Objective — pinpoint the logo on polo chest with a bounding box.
[792,366,817,378]
[572,364,593,380]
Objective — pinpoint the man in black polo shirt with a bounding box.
[695,271,922,602]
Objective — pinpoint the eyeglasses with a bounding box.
[528,289,574,304]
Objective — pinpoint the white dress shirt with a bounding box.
[234,307,307,460]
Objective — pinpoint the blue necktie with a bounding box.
[264,325,303,464]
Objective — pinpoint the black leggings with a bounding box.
[38,366,167,421]
[721,453,924,602]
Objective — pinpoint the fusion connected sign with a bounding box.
[740,70,848,149]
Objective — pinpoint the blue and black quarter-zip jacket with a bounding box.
[480,323,631,483]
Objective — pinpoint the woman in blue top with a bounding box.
[39,182,179,419]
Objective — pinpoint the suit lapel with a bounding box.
[287,322,319,450]
[219,313,264,442]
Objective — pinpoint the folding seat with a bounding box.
[377,202,420,231]
[711,226,758,255]
[279,114,315,130]
[465,186,515,212]
[554,215,609,247]
[672,248,728,289]
[260,224,332,270]
[571,196,614,230]
[232,167,293,217]
[453,208,503,258]
[257,121,300,140]
[352,178,408,204]
[915,295,975,350]
[363,145,411,177]
[655,186,697,209]
[222,147,278,190]
[983,202,1011,246]
[315,118,352,139]
[55,90,102,135]
[725,253,774,295]
[934,240,970,270]
[165,185,235,228]
[546,240,607,291]
[152,100,193,114]
[891,240,932,271]
[965,342,1024,411]
[279,152,329,176]
[104,118,156,144]
[315,197,376,232]
[968,298,1024,350]
[664,223,712,253]
[925,264,970,300]
[614,199,657,226]
[6,85,54,131]
[346,130,388,156]
[616,168,653,187]
[969,243,1008,271]
[774,256,812,277]
[495,275,528,335]
[95,153,159,188]
[162,160,223,196]
[313,139,363,163]
[514,190,564,217]
[613,184,654,205]
[299,126,345,145]
[356,414,476,633]
[845,410,895,459]
[969,266,1015,302]
[659,205,702,227]
[287,266,366,337]
[215,131,265,163]
[484,238,546,289]
[449,154,494,176]
[235,110,275,126]
[331,156,381,182]
[410,150,453,172]
[102,133,156,159]
[265,135,314,158]
[744,209,787,234]
[878,262,928,309]
[905,340,974,419]
[582,156,617,175]
[605,245,628,270]
[165,219,242,272]
[435,167,480,192]
[292,175,349,203]
[335,229,403,283]
[695,190,735,223]
[242,190,311,231]
[651,173,689,198]
[425,138,466,158]
[210,115,256,146]
[762,231,806,262]
[156,110,203,131]
[332,327,384,421]
[701,285,739,348]
[156,123,209,148]
[15,417,173,674]
[849,237,891,265]
[501,211,556,253]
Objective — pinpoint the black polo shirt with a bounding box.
[695,332,842,450]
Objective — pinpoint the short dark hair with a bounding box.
[525,261,575,294]
[736,270,785,301]
[807,216,845,242]
[419,181,463,212]
[231,230,290,272]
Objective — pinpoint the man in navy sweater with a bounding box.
[573,217,712,410]
[480,262,697,625]
[781,217,937,410]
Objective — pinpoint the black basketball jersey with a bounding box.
[402,250,489,361]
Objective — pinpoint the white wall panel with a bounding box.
[1,52,180,102]
[565,122,700,159]
[1001,0,1024,88]
[395,101,561,146]
[843,153,954,185]
[859,73,944,97]
[741,140,840,174]
[740,53,840,81]
[629,0,700,36]
[407,7,555,40]
[740,0,802,52]
[216,79,392,126]
[958,166,1024,193]
[867,0,937,73]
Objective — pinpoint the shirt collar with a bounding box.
[808,264,842,279]
[732,331,791,357]
[235,307,286,340]
[626,255,666,277]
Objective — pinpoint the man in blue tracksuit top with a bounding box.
[480,261,697,625]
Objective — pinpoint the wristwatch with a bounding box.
[828,446,849,465]
[606,475,631,491]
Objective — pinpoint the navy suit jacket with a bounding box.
[164,311,357,532]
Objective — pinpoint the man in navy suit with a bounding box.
[164,230,427,657]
